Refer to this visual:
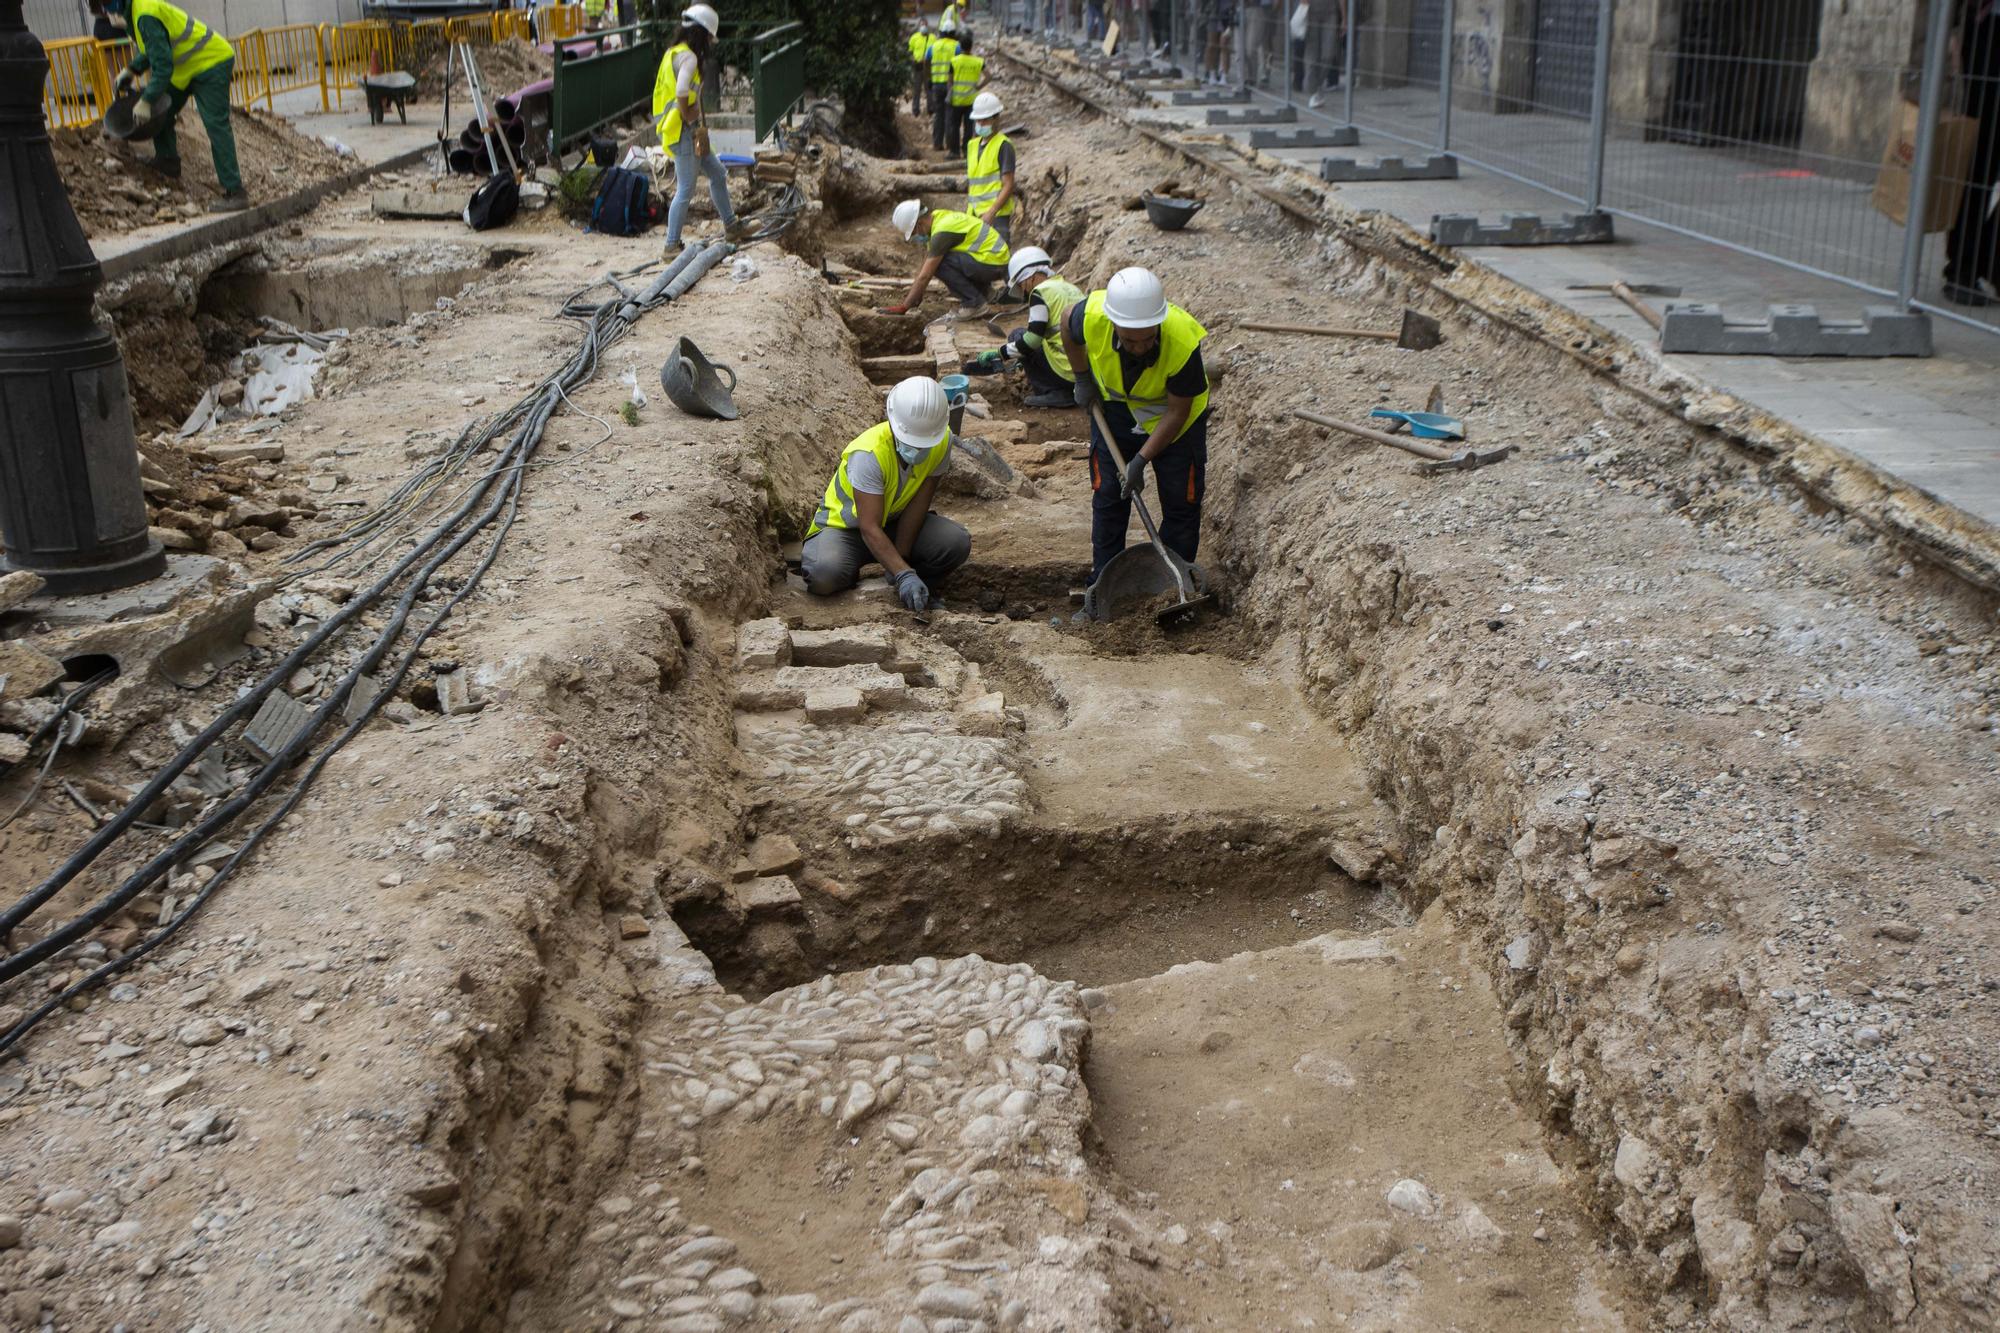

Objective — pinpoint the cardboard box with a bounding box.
[1872,96,1980,234]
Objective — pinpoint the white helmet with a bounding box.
[971,91,1003,121]
[885,377,950,450]
[892,198,923,240]
[1103,266,1169,329]
[1007,245,1052,287]
[682,3,718,36]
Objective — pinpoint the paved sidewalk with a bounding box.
[1118,82,2000,529]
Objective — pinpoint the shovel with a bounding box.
[1238,307,1442,350]
[1079,404,1212,626]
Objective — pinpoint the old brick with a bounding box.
[789,625,892,667]
[735,617,791,670]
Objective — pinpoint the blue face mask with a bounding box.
[894,442,928,467]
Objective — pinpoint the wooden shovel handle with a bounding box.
[1240,320,1395,340]
[1293,409,1456,462]
[1611,282,1663,331]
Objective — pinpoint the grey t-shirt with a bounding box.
[846,445,953,499]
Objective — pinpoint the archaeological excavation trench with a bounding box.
[2,47,1995,1333]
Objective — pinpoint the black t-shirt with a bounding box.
[1066,303,1206,397]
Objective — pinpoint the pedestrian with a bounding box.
[582,0,606,31]
[1944,0,1999,305]
[1148,0,1172,57]
[1060,267,1211,583]
[880,199,1012,320]
[1201,0,1236,85]
[981,246,1085,408]
[908,20,933,117]
[1086,0,1104,40]
[801,377,971,609]
[1240,0,1272,87]
[928,27,960,151]
[965,92,1018,242]
[651,4,751,255]
[947,29,984,156]
[100,0,246,211]
[1293,0,1343,104]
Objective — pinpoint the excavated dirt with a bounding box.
[412,39,552,102]
[50,109,354,237]
[0,43,1997,1333]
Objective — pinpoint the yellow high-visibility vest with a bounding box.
[809,423,951,536]
[929,35,958,83]
[1081,291,1210,440]
[1024,277,1084,381]
[129,0,231,88]
[949,53,983,107]
[651,41,699,146]
[966,130,1015,218]
[908,31,931,63]
[930,208,1009,266]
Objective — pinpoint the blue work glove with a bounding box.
[1120,453,1146,499]
[893,568,930,612]
[1073,376,1099,410]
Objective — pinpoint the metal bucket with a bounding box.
[1141,193,1204,231]
[659,336,740,420]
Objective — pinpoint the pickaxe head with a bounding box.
[1397,308,1442,351]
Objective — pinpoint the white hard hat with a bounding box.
[1103,266,1169,329]
[892,198,923,240]
[1007,245,1052,287]
[971,91,1003,121]
[682,3,718,36]
[885,377,950,450]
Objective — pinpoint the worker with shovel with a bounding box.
[801,377,971,612]
[965,246,1083,408]
[101,0,246,212]
[965,91,1018,242]
[881,199,1011,321]
[1061,267,1210,583]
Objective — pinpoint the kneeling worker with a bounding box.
[1060,267,1211,584]
[802,378,971,612]
[967,246,1082,409]
[102,0,247,211]
[880,199,1010,321]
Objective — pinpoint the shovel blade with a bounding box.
[1082,546,1210,624]
[1397,308,1442,350]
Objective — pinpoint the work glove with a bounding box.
[893,569,930,612]
[965,348,1004,375]
[877,303,911,316]
[1120,453,1146,499]
[116,67,137,94]
[1073,376,1099,411]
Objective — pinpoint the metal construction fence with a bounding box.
[38,3,585,125]
[1002,0,2000,341]
[749,20,806,143]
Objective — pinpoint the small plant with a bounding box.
[619,400,640,427]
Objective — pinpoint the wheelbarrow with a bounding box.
[1078,404,1212,626]
[361,71,416,126]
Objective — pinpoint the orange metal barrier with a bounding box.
[41,36,114,131]
[319,18,397,110]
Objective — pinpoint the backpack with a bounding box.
[589,166,653,236]
[465,170,520,231]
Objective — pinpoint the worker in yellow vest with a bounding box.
[651,4,750,254]
[944,30,983,157]
[965,246,1084,409]
[939,1,961,33]
[907,21,933,116]
[964,91,1017,242]
[802,377,971,609]
[927,29,959,151]
[1059,268,1212,582]
[582,0,607,29]
[881,199,1011,321]
[102,0,245,211]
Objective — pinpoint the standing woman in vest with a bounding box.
[907,21,933,117]
[1060,267,1211,583]
[652,4,750,255]
[103,0,245,211]
[965,92,1016,242]
[945,30,983,158]
[880,199,1011,321]
[927,28,959,152]
[800,377,971,609]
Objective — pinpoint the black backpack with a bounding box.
[589,165,653,237]
[464,170,520,231]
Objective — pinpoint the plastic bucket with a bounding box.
[939,372,970,434]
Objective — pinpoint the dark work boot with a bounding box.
[207,190,249,213]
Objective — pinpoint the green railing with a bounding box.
[750,21,805,142]
[549,23,662,148]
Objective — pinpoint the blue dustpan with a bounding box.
[1369,408,1464,440]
